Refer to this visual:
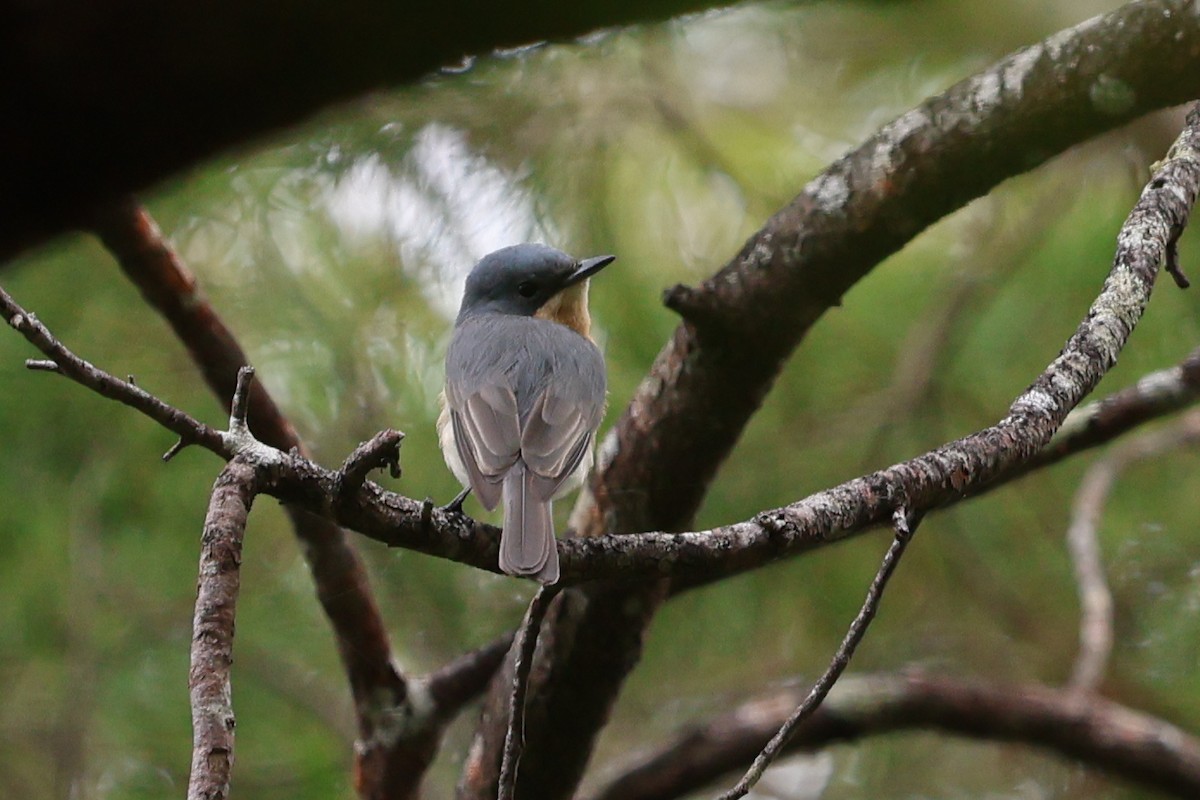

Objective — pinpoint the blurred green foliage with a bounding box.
[2,1,1198,798]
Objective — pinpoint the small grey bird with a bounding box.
[439,243,614,584]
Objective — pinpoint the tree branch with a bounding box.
[187,458,260,800]
[426,634,517,717]
[498,586,561,800]
[587,673,1200,800]
[0,285,230,457]
[2,95,1198,799]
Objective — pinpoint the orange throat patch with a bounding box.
[535,280,593,339]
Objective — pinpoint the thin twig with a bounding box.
[1,285,228,456]
[498,586,561,800]
[1065,462,1119,693]
[716,508,921,800]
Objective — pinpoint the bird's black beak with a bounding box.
[565,255,616,287]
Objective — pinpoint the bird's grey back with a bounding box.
[446,314,606,425]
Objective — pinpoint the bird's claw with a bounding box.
[441,486,471,516]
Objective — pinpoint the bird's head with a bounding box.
[456,244,615,337]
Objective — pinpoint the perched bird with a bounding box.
[439,244,614,584]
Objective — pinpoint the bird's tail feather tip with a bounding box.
[500,466,560,584]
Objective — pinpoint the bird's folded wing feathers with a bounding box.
[447,381,521,511]
[521,390,596,500]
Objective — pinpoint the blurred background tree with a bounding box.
[2,0,1199,798]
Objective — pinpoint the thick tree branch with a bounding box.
[187,458,259,800]
[468,5,1200,795]
[587,673,1200,800]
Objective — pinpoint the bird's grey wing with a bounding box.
[520,389,598,500]
[446,380,521,511]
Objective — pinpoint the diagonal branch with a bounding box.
[498,586,561,800]
[555,102,1200,586]
[1031,344,1200,473]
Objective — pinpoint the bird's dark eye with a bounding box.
[517,281,538,298]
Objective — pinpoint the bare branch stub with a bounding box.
[187,458,260,800]
[229,366,255,428]
[336,430,405,506]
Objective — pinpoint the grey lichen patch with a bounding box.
[1089,74,1137,116]
[1001,45,1043,94]
[869,109,930,174]
[748,233,774,270]
[593,428,621,473]
[810,171,850,212]
[971,71,1003,114]
[1016,387,1060,416]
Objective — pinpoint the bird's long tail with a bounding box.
[499,462,559,584]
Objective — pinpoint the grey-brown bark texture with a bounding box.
[187,459,258,800]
